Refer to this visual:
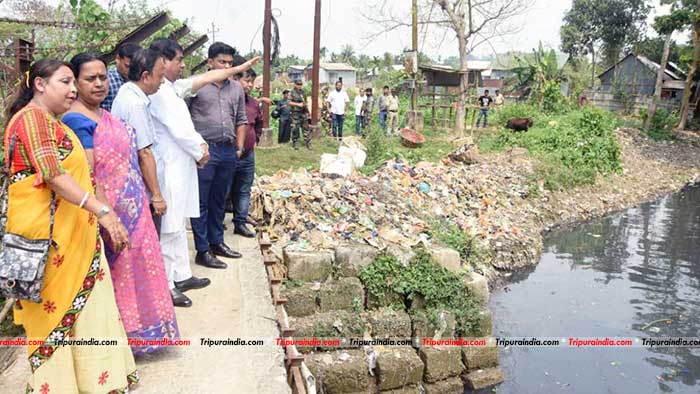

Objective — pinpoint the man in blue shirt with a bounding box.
[101,42,141,111]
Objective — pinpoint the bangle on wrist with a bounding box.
[79,192,90,208]
[96,205,110,219]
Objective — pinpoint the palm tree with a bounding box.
[340,44,355,64]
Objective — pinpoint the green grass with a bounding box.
[477,103,622,190]
[256,111,459,176]
[255,132,340,176]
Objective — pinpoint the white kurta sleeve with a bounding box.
[150,88,205,161]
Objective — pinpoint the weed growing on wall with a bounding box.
[359,249,482,335]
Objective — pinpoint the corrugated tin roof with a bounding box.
[598,54,685,81]
[662,80,685,90]
[318,62,356,71]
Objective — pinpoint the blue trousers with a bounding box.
[379,110,387,130]
[355,115,364,135]
[332,114,345,138]
[476,108,490,127]
[191,144,237,252]
[231,151,255,226]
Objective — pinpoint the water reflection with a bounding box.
[488,186,700,393]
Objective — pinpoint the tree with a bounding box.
[512,42,564,108]
[560,0,649,86]
[339,44,356,64]
[364,0,531,132]
[637,36,681,65]
[645,5,690,130]
[677,0,700,130]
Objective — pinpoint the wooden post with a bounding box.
[262,0,272,128]
[311,0,322,126]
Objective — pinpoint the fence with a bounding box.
[583,91,686,115]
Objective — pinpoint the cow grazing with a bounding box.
[505,117,534,132]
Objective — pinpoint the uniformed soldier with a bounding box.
[289,80,311,150]
[320,86,331,134]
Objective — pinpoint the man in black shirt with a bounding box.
[476,89,494,128]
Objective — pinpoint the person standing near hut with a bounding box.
[475,89,494,128]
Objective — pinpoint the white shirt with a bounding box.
[327,89,350,115]
[111,82,165,197]
[354,95,367,116]
[149,78,206,233]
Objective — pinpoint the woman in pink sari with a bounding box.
[62,53,179,355]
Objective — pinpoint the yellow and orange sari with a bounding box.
[4,106,137,393]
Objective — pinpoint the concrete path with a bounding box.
[0,218,291,394]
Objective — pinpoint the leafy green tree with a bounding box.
[512,42,565,108]
[560,0,649,85]
[644,3,690,130]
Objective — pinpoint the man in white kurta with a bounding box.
[148,38,259,307]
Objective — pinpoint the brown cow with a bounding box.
[506,117,534,132]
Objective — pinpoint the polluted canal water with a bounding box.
[486,186,700,393]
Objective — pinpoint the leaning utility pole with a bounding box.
[310,0,322,137]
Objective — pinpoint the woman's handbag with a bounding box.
[271,108,281,119]
[0,126,56,303]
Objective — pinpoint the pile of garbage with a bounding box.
[250,147,541,261]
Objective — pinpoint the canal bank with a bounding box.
[248,125,700,393]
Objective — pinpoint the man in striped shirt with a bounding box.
[101,42,141,111]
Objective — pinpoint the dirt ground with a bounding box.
[0,218,291,394]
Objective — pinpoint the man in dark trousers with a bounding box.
[188,42,247,269]
[276,89,292,143]
[229,65,261,238]
[476,89,494,128]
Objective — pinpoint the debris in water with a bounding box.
[641,317,673,331]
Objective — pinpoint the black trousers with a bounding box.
[278,117,292,143]
[150,204,161,239]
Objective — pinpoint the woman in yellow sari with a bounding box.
[4,59,137,393]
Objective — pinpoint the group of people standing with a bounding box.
[2,39,259,392]
[274,79,403,147]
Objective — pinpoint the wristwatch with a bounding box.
[96,205,110,219]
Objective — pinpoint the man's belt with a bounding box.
[207,140,234,147]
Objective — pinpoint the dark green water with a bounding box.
[487,186,700,393]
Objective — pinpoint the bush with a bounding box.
[478,106,622,189]
[647,108,678,141]
[359,249,482,335]
[538,81,569,113]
